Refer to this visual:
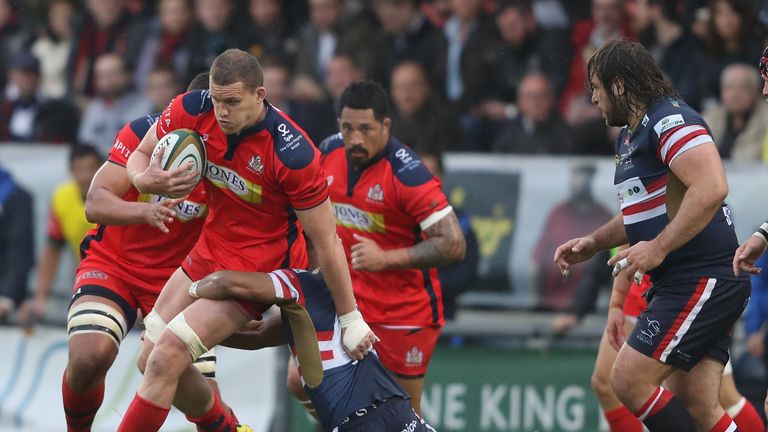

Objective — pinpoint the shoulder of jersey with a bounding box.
[318,133,344,156]
[386,139,434,187]
[180,90,213,116]
[128,113,160,140]
[269,112,316,170]
[648,98,702,138]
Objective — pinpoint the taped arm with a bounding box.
[384,209,467,270]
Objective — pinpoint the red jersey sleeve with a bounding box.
[271,113,329,210]
[46,206,64,243]
[390,147,451,229]
[108,115,159,166]
[156,91,209,138]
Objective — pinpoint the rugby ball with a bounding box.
[150,128,206,197]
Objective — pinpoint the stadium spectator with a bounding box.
[241,0,298,61]
[295,0,378,83]
[0,53,45,142]
[703,63,768,161]
[28,145,100,324]
[0,0,29,92]
[0,165,34,323]
[488,0,570,103]
[70,0,145,98]
[421,0,452,28]
[421,151,479,321]
[370,0,440,87]
[389,61,461,153]
[324,53,365,106]
[78,53,152,155]
[641,0,706,109]
[492,72,572,154]
[30,0,78,100]
[130,0,193,92]
[561,0,630,155]
[261,57,336,144]
[144,65,182,113]
[433,0,498,150]
[702,0,764,104]
[532,163,612,310]
[184,0,241,84]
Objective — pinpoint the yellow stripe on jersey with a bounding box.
[205,162,262,204]
[332,203,385,233]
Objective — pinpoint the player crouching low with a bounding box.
[187,251,436,431]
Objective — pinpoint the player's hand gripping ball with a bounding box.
[150,128,207,198]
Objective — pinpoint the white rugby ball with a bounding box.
[150,128,206,197]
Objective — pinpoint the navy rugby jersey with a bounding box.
[270,269,407,430]
[614,98,743,280]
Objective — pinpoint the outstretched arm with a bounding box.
[219,316,287,350]
[192,270,276,303]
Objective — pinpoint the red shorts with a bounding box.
[182,246,271,319]
[370,323,442,378]
[73,253,174,321]
[623,274,651,318]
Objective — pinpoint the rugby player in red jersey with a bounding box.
[62,73,213,432]
[117,49,374,431]
[312,80,466,415]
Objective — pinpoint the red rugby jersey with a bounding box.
[319,134,452,326]
[155,91,329,272]
[80,114,208,272]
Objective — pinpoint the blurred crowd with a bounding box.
[0,0,768,160]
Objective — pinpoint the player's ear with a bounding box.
[382,117,392,130]
[255,86,266,101]
[611,78,625,97]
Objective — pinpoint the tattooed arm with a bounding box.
[350,210,467,271]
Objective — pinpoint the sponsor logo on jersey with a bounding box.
[326,175,334,186]
[206,162,263,204]
[79,270,108,281]
[405,346,423,367]
[276,123,303,152]
[653,114,685,136]
[641,114,649,127]
[367,183,384,202]
[112,139,131,159]
[137,194,208,221]
[247,155,264,175]
[615,177,649,208]
[332,203,385,233]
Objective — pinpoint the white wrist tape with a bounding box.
[188,281,199,298]
[339,310,372,353]
[753,223,768,245]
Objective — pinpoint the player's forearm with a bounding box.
[608,271,632,309]
[590,214,628,251]
[385,212,467,270]
[653,181,725,256]
[220,317,286,350]
[85,186,151,225]
[317,243,357,315]
[33,244,61,302]
[126,150,151,191]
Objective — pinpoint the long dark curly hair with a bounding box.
[705,0,760,57]
[587,39,678,121]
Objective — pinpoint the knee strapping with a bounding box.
[166,313,208,360]
[143,309,167,344]
[67,302,128,348]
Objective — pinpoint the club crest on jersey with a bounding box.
[405,347,423,367]
[367,184,384,202]
[247,155,264,175]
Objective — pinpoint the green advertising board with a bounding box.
[290,346,604,432]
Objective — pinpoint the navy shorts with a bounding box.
[335,397,434,432]
[627,276,750,371]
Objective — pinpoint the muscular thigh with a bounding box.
[152,267,195,322]
[178,298,252,349]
